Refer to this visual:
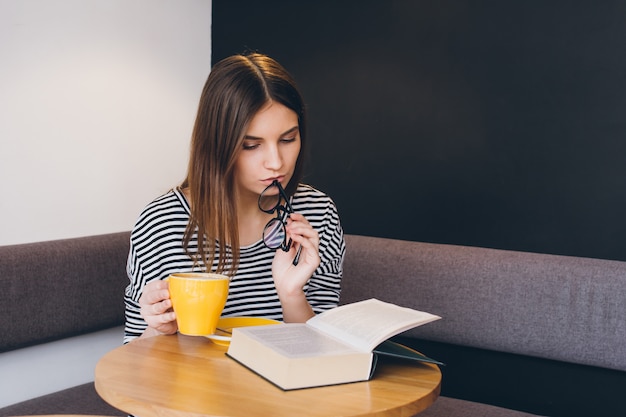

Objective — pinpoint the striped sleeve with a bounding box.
[292,185,345,313]
[123,189,193,343]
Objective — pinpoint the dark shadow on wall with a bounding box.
[212,0,626,261]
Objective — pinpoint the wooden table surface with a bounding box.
[95,334,441,417]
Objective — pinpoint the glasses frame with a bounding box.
[258,180,302,265]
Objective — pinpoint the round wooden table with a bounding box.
[95,334,441,417]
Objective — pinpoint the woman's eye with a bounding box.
[280,137,297,143]
[242,142,259,150]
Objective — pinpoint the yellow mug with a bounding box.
[167,272,230,336]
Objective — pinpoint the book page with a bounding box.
[307,299,441,351]
[239,323,359,358]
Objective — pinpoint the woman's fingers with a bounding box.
[139,279,177,334]
[142,282,170,305]
[284,213,320,268]
[286,213,319,243]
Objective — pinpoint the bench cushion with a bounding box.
[420,397,543,417]
[0,382,125,417]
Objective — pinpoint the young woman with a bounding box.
[124,53,345,343]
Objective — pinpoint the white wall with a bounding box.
[0,0,211,407]
[0,0,212,246]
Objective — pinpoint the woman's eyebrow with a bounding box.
[244,126,299,140]
[281,126,299,137]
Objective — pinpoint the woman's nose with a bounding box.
[264,145,283,169]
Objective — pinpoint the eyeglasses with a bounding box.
[258,180,302,266]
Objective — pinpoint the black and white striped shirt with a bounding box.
[124,184,345,343]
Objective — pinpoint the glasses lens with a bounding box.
[263,218,285,249]
[259,185,281,213]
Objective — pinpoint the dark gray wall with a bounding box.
[212,1,626,261]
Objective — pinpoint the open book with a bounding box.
[226,298,441,390]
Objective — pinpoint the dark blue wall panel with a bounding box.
[212,1,626,261]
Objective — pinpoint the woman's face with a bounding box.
[235,101,301,202]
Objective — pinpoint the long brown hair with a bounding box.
[181,53,307,275]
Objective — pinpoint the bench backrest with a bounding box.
[341,234,626,372]
[4,231,625,374]
[0,232,130,352]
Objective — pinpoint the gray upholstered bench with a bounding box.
[341,234,626,416]
[2,232,625,416]
[0,233,129,416]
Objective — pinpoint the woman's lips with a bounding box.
[262,176,284,185]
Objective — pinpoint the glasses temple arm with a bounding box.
[272,179,295,213]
